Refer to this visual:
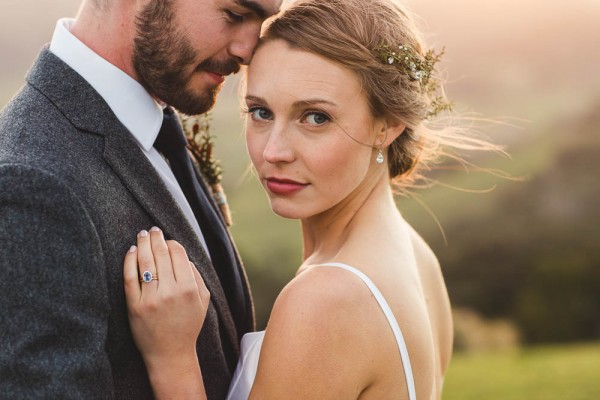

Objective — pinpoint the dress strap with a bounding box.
[317,262,417,400]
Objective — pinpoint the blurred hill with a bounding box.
[1,0,599,338]
[421,98,600,343]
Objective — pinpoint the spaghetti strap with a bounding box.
[317,262,417,400]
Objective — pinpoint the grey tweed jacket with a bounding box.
[0,48,253,399]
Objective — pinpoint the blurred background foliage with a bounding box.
[1,0,599,397]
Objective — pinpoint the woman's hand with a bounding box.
[123,227,209,399]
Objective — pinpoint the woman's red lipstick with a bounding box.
[265,178,308,195]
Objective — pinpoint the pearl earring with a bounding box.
[376,125,388,164]
[376,148,384,164]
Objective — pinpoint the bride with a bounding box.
[123,0,466,398]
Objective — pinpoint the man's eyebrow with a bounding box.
[235,0,277,19]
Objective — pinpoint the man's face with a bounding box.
[133,0,281,115]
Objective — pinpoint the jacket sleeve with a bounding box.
[0,164,114,399]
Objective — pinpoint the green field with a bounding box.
[443,342,600,400]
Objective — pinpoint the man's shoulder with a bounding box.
[1,48,116,143]
[0,81,70,136]
[0,91,76,176]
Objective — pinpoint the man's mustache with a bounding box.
[197,58,241,76]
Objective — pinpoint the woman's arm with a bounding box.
[123,227,210,400]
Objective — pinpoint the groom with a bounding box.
[0,0,280,398]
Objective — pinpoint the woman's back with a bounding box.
[405,221,454,398]
[325,208,453,399]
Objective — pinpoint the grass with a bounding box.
[443,342,600,400]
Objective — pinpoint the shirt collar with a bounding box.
[49,18,163,151]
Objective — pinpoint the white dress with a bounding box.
[226,263,417,400]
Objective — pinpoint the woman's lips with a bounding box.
[265,178,309,195]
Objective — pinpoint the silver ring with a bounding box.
[140,271,159,283]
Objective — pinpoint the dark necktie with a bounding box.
[154,106,249,336]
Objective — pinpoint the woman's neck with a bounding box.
[300,175,397,266]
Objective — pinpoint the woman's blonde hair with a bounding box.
[261,0,498,192]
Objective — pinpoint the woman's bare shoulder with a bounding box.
[251,266,380,399]
[267,265,379,347]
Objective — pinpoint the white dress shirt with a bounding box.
[49,18,209,254]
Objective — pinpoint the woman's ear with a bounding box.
[375,118,406,148]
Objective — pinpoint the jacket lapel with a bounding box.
[26,48,240,352]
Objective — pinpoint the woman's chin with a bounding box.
[268,201,309,220]
[270,207,301,220]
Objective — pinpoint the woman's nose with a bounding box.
[263,129,295,164]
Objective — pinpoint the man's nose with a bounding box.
[228,24,261,65]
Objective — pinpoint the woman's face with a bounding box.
[245,40,383,220]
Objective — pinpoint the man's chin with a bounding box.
[167,89,219,116]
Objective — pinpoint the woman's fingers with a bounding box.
[190,262,211,309]
[167,240,192,283]
[123,245,141,302]
[124,232,209,367]
[149,227,176,286]
[136,229,158,292]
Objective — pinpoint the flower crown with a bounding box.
[373,43,453,119]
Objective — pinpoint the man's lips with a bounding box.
[204,70,225,84]
[197,57,240,84]
[265,177,309,195]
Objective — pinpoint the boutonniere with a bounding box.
[180,113,233,227]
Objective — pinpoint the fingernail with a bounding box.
[139,230,148,237]
[150,226,161,232]
[129,245,137,253]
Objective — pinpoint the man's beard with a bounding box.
[132,0,240,115]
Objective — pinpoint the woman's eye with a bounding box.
[249,107,273,121]
[303,112,330,126]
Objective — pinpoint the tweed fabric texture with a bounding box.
[0,48,254,399]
